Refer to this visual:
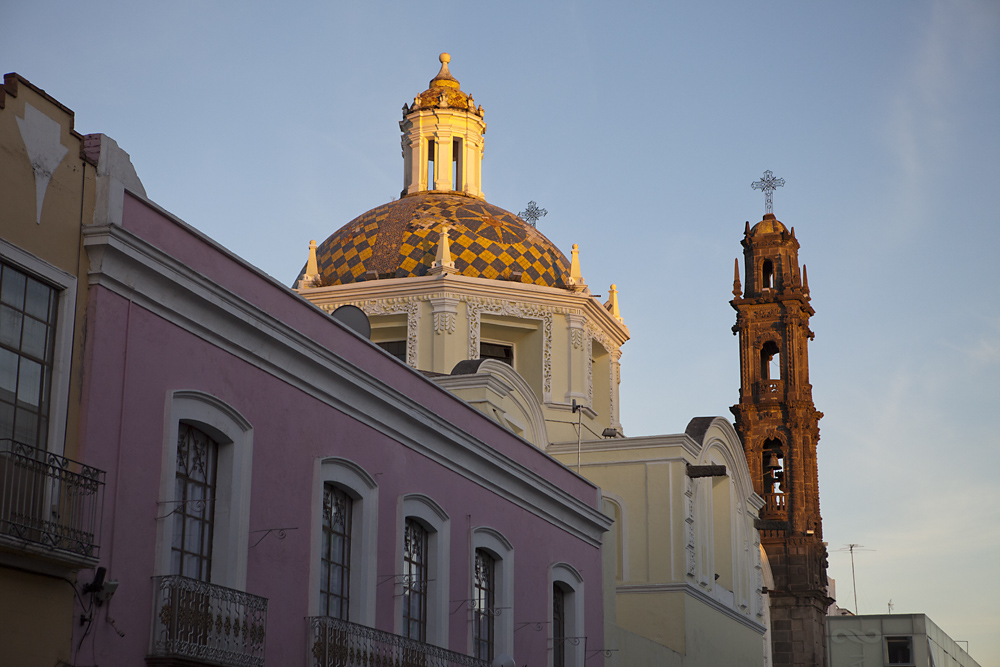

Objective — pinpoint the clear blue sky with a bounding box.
[5,1,998,663]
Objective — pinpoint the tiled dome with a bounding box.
[305,192,571,287]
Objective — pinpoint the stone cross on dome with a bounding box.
[751,170,785,215]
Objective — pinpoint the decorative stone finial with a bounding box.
[733,258,742,297]
[429,225,458,275]
[568,243,586,291]
[297,240,321,289]
[430,52,460,89]
[605,284,623,322]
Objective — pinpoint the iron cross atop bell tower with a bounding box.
[752,170,785,215]
[730,174,831,667]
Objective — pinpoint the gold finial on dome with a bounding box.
[430,52,460,89]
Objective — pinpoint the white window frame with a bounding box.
[155,390,253,589]
[0,239,77,456]
[310,457,378,625]
[549,562,585,667]
[398,493,450,647]
[471,526,514,660]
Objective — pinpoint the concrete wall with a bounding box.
[828,614,983,667]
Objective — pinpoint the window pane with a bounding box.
[16,358,41,407]
[20,317,47,359]
[23,278,51,320]
[0,305,24,349]
[474,549,496,660]
[14,407,38,447]
[0,401,14,439]
[553,584,566,667]
[0,267,26,309]
[0,347,17,396]
[402,519,428,641]
[171,423,218,582]
[320,485,352,619]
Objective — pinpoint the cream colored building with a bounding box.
[827,614,982,667]
[0,72,141,667]
[296,54,767,666]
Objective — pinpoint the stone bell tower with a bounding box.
[730,173,830,667]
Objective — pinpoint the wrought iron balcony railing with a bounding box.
[0,438,105,563]
[150,575,268,667]
[308,616,489,667]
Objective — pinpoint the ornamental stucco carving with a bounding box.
[465,296,553,402]
[684,474,696,578]
[433,311,456,335]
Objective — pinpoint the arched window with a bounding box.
[762,438,785,496]
[762,259,774,289]
[399,494,450,647]
[311,457,378,624]
[760,341,780,381]
[155,391,253,589]
[403,518,430,641]
[472,527,514,659]
[601,493,629,583]
[550,562,584,667]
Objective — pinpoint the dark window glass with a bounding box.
[321,485,352,619]
[553,583,566,667]
[171,424,218,582]
[473,549,495,660]
[403,519,429,641]
[0,262,58,449]
[886,636,913,664]
[480,342,513,366]
[377,340,407,362]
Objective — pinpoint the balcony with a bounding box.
[149,575,267,667]
[308,616,489,667]
[764,492,786,518]
[0,438,105,567]
[755,380,783,401]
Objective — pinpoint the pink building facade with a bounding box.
[70,147,610,665]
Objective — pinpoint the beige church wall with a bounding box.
[616,588,688,651]
[607,622,686,667]
[681,594,766,667]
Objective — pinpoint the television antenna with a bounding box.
[834,543,875,614]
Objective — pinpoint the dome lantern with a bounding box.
[400,53,487,198]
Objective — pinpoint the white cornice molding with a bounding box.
[81,222,611,546]
[616,582,767,635]
[548,433,703,459]
[299,273,630,345]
